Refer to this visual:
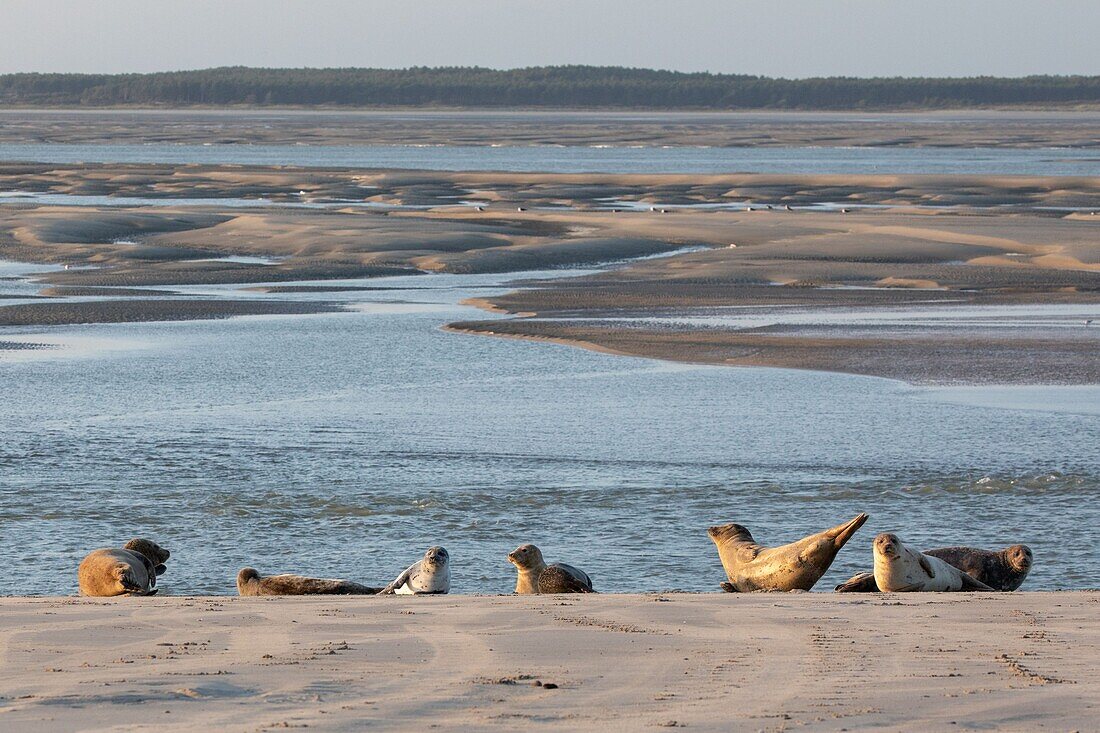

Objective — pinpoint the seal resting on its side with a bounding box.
[872,533,993,592]
[709,513,868,592]
[835,543,1032,592]
[507,544,595,594]
[78,538,171,597]
[379,546,450,595]
[236,569,382,596]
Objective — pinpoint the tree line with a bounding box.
[1,66,1097,109]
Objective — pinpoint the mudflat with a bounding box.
[0,593,1095,731]
[2,164,1098,383]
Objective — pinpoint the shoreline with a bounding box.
[2,593,1096,730]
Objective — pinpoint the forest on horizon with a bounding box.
[1,66,1098,109]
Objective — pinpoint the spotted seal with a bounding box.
[836,543,1032,592]
[236,569,382,596]
[871,533,993,592]
[379,546,450,595]
[507,544,595,594]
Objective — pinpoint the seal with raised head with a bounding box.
[236,569,382,596]
[507,544,595,594]
[708,513,868,592]
[872,533,993,592]
[379,546,450,595]
[78,538,171,597]
[835,543,1033,592]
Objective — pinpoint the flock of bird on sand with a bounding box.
[77,512,1033,598]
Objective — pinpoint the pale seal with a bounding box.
[236,569,383,596]
[379,546,450,595]
[836,543,1032,592]
[872,533,993,592]
[507,544,595,594]
[709,513,868,592]
[78,538,171,597]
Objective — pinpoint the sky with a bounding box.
[1,0,1098,78]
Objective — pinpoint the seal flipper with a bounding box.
[958,571,994,592]
[918,553,936,578]
[719,582,738,593]
[379,565,414,595]
[826,513,870,549]
[834,571,879,593]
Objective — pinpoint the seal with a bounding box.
[507,544,595,594]
[124,538,170,578]
[872,533,993,592]
[709,513,868,592]
[836,543,1033,592]
[77,538,170,597]
[379,546,450,595]
[236,569,383,596]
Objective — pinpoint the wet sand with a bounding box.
[2,166,1098,383]
[0,299,343,326]
[0,593,1096,731]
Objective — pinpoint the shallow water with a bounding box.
[2,142,1098,175]
[1,269,1098,594]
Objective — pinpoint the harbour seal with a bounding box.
[709,513,868,592]
[507,544,595,594]
[78,538,170,597]
[236,569,383,596]
[872,533,993,592]
[835,543,1033,592]
[379,546,450,595]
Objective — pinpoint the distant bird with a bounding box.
[747,207,756,212]
[650,206,658,212]
[728,243,738,249]
[766,205,773,210]
[659,208,669,213]
[784,204,793,211]
[1086,319,1094,326]
[611,208,621,213]
[840,208,851,214]
[63,264,71,270]
[517,207,527,212]
[475,206,484,212]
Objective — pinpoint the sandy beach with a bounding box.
[0,593,1095,731]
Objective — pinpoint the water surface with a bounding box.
[2,269,1097,594]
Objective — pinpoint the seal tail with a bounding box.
[826,512,869,549]
[834,571,878,593]
[959,571,994,592]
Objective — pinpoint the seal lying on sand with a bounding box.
[709,513,868,592]
[507,544,595,594]
[872,533,993,592]
[236,569,382,596]
[78,538,171,597]
[836,543,1032,592]
[379,546,450,595]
